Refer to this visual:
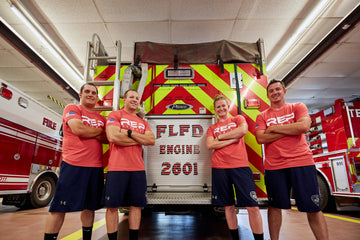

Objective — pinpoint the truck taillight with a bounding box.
[244,98,260,109]
[0,86,13,100]
[103,100,112,107]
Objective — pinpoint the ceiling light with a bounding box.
[267,0,335,72]
[9,3,83,84]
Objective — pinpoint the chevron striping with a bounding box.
[244,132,262,157]
[185,87,215,113]
[248,161,266,194]
[192,65,231,95]
[224,64,268,105]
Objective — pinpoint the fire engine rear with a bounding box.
[83,35,269,213]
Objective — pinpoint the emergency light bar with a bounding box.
[165,67,194,79]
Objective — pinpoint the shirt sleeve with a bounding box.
[106,111,120,127]
[64,105,81,124]
[294,103,310,121]
[234,115,246,125]
[206,125,215,138]
[144,119,152,131]
[255,112,267,131]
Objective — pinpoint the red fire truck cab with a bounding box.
[307,99,360,211]
[0,79,62,208]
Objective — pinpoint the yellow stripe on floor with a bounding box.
[61,213,124,240]
[291,207,360,224]
[324,213,360,224]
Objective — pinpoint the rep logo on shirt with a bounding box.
[82,115,104,128]
[213,122,237,136]
[266,113,295,126]
[121,118,145,133]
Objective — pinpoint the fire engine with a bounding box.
[84,34,269,212]
[307,99,360,211]
[0,79,62,208]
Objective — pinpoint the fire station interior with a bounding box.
[1,1,360,240]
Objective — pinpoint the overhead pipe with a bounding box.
[282,3,360,87]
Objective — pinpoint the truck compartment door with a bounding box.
[330,156,350,192]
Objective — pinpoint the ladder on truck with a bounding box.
[83,33,121,111]
[83,34,148,113]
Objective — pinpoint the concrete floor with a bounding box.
[0,204,360,240]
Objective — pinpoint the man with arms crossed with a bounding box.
[255,79,328,240]
[104,89,155,240]
[44,83,107,240]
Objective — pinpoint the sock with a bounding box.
[107,231,118,240]
[82,226,93,240]
[253,233,264,240]
[229,229,240,240]
[129,229,139,240]
[44,233,58,240]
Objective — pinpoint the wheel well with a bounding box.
[316,171,337,212]
[30,171,58,193]
[316,171,332,195]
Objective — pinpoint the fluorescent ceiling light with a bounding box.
[267,0,335,72]
[10,3,83,84]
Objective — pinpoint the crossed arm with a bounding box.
[67,118,108,143]
[206,122,248,150]
[255,116,311,144]
[106,125,155,147]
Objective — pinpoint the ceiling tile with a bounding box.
[95,0,169,22]
[107,22,170,45]
[304,61,360,78]
[36,0,102,23]
[171,21,233,43]
[171,0,240,20]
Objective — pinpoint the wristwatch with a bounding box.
[127,129,132,138]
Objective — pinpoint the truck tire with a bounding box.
[29,175,56,208]
[317,175,335,212]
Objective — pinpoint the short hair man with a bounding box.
[255,79,328,240]
[44,83,107,240]
[104,89,155,240]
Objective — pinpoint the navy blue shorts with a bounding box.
[212,167,259,207]
[103,171,147,208]
[265,165,321,212]
[49,161,104,212]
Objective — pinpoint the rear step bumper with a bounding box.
[147,192,211,205]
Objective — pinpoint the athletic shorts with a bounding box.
[103,171,147,208]
[49,161,104,212]
[212,167,259,207]
[265,165,321,212]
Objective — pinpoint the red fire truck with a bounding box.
[307,99,360,211]
[0,79,62,208]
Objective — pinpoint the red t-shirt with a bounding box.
[206,115,249,169]
[106,109,151,171]
[62,104,106,167]
[255,103,314,170]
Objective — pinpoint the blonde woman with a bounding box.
[206,94,263,240]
